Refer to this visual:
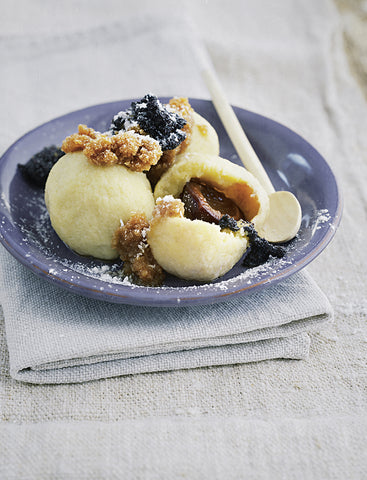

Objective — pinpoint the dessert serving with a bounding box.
[20,94,286,287]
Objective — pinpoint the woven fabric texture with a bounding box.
[0,0,366,478]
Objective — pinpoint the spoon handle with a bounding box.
[201,67,275,195]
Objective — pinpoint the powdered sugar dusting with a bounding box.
[316,209,331,229]
[12,186,333,301]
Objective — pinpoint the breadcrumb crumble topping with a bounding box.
[61,96,193,180]
[112,213,165,286]
[62,125,162,172]
[152,196,185,221]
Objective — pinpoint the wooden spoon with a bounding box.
[201,68,302,243]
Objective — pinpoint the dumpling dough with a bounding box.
[147,197,248,281]
[45,151,155,259]
[154,153,269,231]
[182,112,219,156]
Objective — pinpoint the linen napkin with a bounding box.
[0,245,332,384]
[0,11,333,384]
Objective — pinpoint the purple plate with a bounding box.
[0,98,342,306]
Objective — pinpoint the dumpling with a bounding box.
[181,111,220,156]
[147,196,248,281]
[154,152,269,231]
[45,151,155,259]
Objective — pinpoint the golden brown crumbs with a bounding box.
[112,214,165,286]
[83,136,118,166]
[62,97,193,181]
[61,125,162,172]
[151,196,185,221]
[112,131,162,172]
[61,135,91,153]
[61,124,98,153]
[78,124,98,139]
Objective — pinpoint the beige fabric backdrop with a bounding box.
[0,0,366,478]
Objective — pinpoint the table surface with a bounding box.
[0,0,366,478]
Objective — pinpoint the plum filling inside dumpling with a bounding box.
[180,178,244,224]
[146,196,249,283]
[153,153,267,230]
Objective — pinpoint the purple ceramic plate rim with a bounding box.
[0,98,343,306]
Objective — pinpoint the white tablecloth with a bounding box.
[1,0,366,478]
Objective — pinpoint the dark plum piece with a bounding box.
[181,179,243,224]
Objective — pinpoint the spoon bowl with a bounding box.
[257,191,302,243]
[201,67,302,243]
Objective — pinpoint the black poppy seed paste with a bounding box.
[218,216,286,267]
[241,222,286,267]
[18,145,65,187]
[109,94,187,151]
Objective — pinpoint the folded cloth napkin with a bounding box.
[0,246,332,384]
[0,11,333,384]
